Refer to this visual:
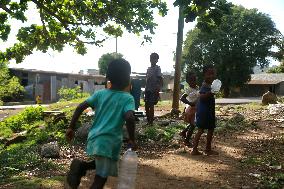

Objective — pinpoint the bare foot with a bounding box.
[204,150,219,156]
[191,150,202,155]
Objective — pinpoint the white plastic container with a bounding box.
[211,79,222,93]
[117,149,138,189]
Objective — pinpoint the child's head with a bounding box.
[106,58,131,90]
[150,53,159,66]
[203,64,215,84]
[186,71,197,88]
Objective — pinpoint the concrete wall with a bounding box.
[10,69,106,102]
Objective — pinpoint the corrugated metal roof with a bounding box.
[248,73,284,85]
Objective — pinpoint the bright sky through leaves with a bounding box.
[4,0,284,74]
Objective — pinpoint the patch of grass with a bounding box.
[241,156,263,165]
[260,173,284,189]
[215,116,259,134]
[0,141,59,182]
[48,97,87,111]
[3,175,64,189]
[243,102,265,110]
[143,123,186,142]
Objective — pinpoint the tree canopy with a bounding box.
[0,0,167,63]
[182,6,283,97]
[98,52,123,75]
[267,59,284,73]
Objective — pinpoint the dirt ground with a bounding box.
[1,103,283,189]
[76,120,284,189]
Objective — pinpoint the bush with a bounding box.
[0,66,25,102]
[58,86,89,101]
[0,106,44,133]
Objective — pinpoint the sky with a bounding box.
[4,0,284,74]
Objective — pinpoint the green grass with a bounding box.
[142,123,186,142]
[3,175,64,189]
[48,97,88,111]
[260,173,284,189]
[0,141,61,183]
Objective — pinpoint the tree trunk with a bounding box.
[172,6,184,111]
[223,85,230,98]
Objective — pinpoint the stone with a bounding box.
[262,91,277,105]
[41,141,60,158]
[75,122,92,142]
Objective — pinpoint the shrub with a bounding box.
[0,66,25,102]
[58,86,89,101]
[0,106,44,133]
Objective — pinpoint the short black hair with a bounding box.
[106,58,131,90]
[203,64,214,74]
[150,52,159,60]
[185,71,195,82]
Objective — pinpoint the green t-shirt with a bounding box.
[86,89,135,161]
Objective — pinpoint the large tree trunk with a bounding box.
[172,6,184,111]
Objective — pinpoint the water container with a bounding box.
[211,79,222,93]
[117,149,138,189]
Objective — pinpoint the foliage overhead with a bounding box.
[0,0,167,63]
[174,0,232,30]
[0,63,25,101]
[182,6,284,96]
[98,52,123,75]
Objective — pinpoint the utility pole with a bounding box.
[115,36,118,53]
[172,6,184,112]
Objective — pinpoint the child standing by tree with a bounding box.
[65,59,136,189]
[179,71,199,146]
[191,64,218,155]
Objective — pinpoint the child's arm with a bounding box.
[180,93,195,106]
[124,110,137,150]
[66,101,90,142]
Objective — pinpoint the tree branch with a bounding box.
[0,4,14,15]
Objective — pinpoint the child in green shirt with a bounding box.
[65,59,136,189]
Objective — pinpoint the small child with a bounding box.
[65,59,136,189]
[179,71,199,146]
[144,53,163,125]
[191,64,218,156]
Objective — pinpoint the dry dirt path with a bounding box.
[77,120,284,189]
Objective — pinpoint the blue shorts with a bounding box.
[95,156,118,178]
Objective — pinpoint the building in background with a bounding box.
[9,68,105,102]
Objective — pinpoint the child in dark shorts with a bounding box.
[191,64,218,156]
[144,53,163,125]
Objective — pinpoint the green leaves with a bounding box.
[0,0,168,63]
[0,63,25,102]
[98,52,123,75]
[182,5,282,96]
